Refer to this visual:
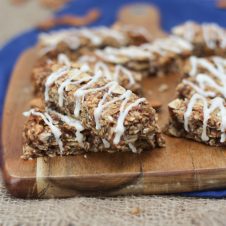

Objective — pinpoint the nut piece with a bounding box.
[150,99,162,110]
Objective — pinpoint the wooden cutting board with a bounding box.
[2,4,226,198]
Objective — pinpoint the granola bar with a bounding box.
[37,26,151,62]
[77,54,142,94]
[95,36,193,76]
[172,21,226,57]
[177,56,226,100]
[166,95,226,146]
[32,54,142,95]
[22,108,115,159]
[41,65,165,153]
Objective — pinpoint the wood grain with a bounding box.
[2,4,226,198]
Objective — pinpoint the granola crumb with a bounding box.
[150,99,162,110]
[158,84,168,92]
[130,207,141,216]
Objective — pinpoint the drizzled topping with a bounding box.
[96,46,150,63]
[39,30,80,56]
[141,36,192,55]
[44,66,146,148]
[184,94,226,143]
[23,109,85,153]
[182,56,226,143]
[172,21,226,49]
[58,53,71,66]
[23,109,64,154]
[45,66,69,102]
[96,36,192,63]
[39,27,128,55]
[72,71,145,145]
[49,110,84,145]
[183,56,226,98]
[57,53,136,87]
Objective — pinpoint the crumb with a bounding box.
[84,154,87,159]
[158,84,168,92]
[130,207,141,216]
[149,99,162,110]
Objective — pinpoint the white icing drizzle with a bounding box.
[57,66,90,107]
[113,95,145,144]
[45,66,69,102]
[128,143,138,153]
[95,26,126,43]
[94,61,112,80]
[96,36,192,63]
[114,65,135,86]
[23,109,64,153]
[173,22,226,49]
[93,84,145,144]
[172,21,196,42]
[96,46,150,63]
[183,21,196,42]
[74,71,103,117]
[39,30,80,55]
[141,36,192,55]
[79,28,102,45]
[184,94,226,143]
[78,55,97,63]
[202,24,216,49]
[54,67,146,149]
[49,110,84,145]
[93,81,119,130]
[202,23,226,49]
[39,26,129,55]
[94,61,135,86]
[184,56,226,98]
[57,53,71,66]
[102,139,111,148]
[183,79,216,97]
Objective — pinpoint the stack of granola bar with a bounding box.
[23,21,226,159]
[165,21,226,146]
[172,21,226,57]
[166,56,226,146]
[95,36,193,76]
[23,26,165,159]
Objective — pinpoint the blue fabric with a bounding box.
[1,0,226,198]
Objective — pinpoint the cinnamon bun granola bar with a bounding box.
[23,65,165,159]
[96,36,193,76]
[166,56,226,146]
[38,26,151,63]
[32,54,142,95]
[167,95,226,146]
[172,21,226,57]
[177,56,226,100]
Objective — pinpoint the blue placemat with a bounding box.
[1,0,226,198]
